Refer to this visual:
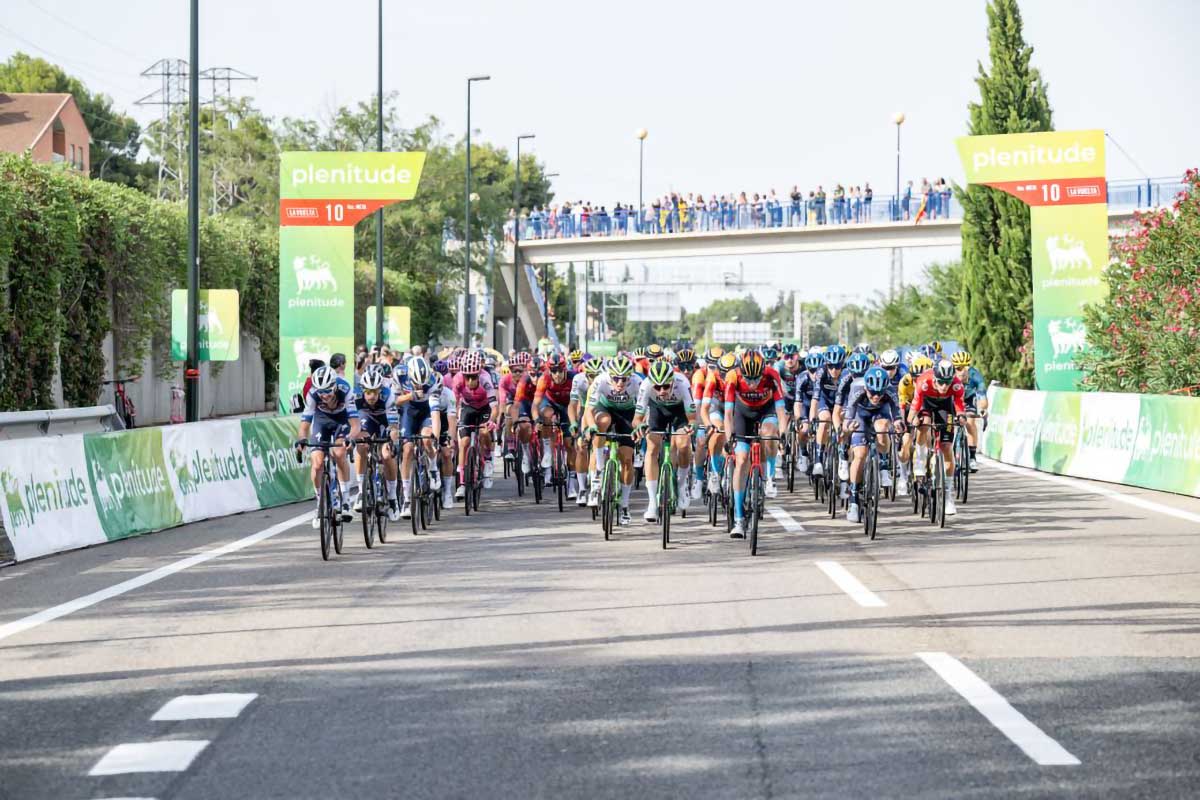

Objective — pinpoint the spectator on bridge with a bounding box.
[831,184,844,224]
[939,178,952,219]
[864,183,873,221]
[815,186,827,225]
[789,186,803,226]
[902,180,913,220]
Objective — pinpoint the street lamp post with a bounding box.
[892,112,905,221]
[511,133,535,352]
[375,0,385,349]
[185,0,200,422]
[541,171,560,337]
[636,128,647,233]
[464,75,490,348]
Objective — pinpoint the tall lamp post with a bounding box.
[636,128,647,233]
[464,74,490,347]
[374,0,385,349]
[541,172,560,337]
[892,112,905,221]
[185,0,200,422]
[511,133,535,352]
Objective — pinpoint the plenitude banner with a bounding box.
[162,420,260,523]
[240,417,314,508]
[365,305,411,350]
[278,151,426,412]
[84,428,183,541]
[171,289,240,361]
[984,385,1200,498]
[956,130,1108,391]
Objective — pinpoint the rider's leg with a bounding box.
[732,446,749,521]
[761,419,779,481]
[382,443,399,500]
[310,450,324,493]
[643,432,663,519]
[618,444,635,511]
[401,441,415,502]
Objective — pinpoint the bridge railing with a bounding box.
[507,176,1183,241]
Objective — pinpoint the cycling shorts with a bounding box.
[850,409,891,448]
[399,404,433,439]
[730,400,778,441]
[458,405,491,433]
[917,396,955,444]
[361,415,391,439]
[596,405,636,437]
[816,390,838,414]
[516,399,533,420]
[310,413,350,446]
[539,398,570,427]
[648,403,689,435]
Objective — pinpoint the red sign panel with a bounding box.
[983,176,1107,207]
[279,199,393,227]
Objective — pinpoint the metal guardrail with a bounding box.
[0,405,124,440]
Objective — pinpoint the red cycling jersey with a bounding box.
[910,371,966,416]
[724,366,784,409]
[691,366,708,400]
[512,371,539,404]
[533,371,575,407]
[702,369,726,403]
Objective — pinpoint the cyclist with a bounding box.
[632,347,649,376]
[297,365,361,527]
[395,357,442,519]
[506,352,537,475]
[909,358,965,516]
[568,357,603,507]
[483,353,501,388]
[792,351,823,475]
[568,349,586,373]
[702,351,737,495]
[833,351,872,484]
[454,351,500,498]
[430,372,458,508]
[897,353,931,493]
[690,346,722,496]
[952,350,987,472]
[353,367,401,521]
[843,366,904,523]
[584,355,642,525]
[723,350,787,539]
[809,344,846,477]
[773,343,801,475]
[645,342,666,363]
[633,359,698,522]
[532,353,578,497]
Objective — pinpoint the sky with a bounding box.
[2,0,1198,312]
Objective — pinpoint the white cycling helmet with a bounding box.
[408,356,431,388]
[360,369,385,391]
[879,349,900,368]
[311,366,338,392]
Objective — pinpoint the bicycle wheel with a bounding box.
[556,446,566,513]
[471,448,483,512]
[432,466,442,522]
[362,468,376,548]
[786,432,796,493]
[660,464,672,549]
[708,471,719,527]
[514,443,525,496]
[957,430,970,504]
[749,472,760,555]
[867,453,880,540]
[928,451,942,527]
[332,484,345,555]
[319,471,333,561]
[601,460,616,540]
[813,447,823,503]
[936,452,948,528]
[377,474,389,543]
[723,459,735,534]
[414,460,426,534]
[462,447,475,516]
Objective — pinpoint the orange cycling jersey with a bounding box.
[512,371,540,404]
[691,366,708,400]
[703,369,727,403]
[724,366,784,409]
[532,371,574,406]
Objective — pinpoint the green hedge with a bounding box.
[0,153,278,410]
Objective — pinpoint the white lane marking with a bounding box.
[0,512,311,644]
[814,561,887,607]
[151,693,258,721]
[767,506,805,532]
[982,456,1200,525]
[917,652,1080,766]
[89,740,210,775]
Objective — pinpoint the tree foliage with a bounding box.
[1076,171,1200,395]
[862,261,966,350]
[956,0,1053,388]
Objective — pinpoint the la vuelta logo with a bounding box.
[1,466,91,531]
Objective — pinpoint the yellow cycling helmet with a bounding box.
[930,340,943,355]
[911,354,934,373]
[951,350,972,368]
[705,345,724,362]
[645,343,665,361]
[717,352,738,375]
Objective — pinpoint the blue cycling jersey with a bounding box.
[960,365,986,399]
[301,377,356,423]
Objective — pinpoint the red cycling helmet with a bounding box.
[546,353,568,372]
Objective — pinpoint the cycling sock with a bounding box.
[402,479,411,500]
[711,453,726,474]
[645,479,658,507]
[620,482,632,508]
[340,481,353,504]
[442,476,454,495]
[677,466,690,488]
[693,464,704,482]
[767,459,776,480]
[576,471,588,490]
[357,474,365,490]
[969,445,977,458]
[386,479,397,499]
[850,482,861,503]
[734,489,745,520]
[541,437,552,456]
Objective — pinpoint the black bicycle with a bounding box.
[359,436,395,547]
[402,434,437,535]
[297,440,347,561]
[459,423,488,515]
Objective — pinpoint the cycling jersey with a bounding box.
[958,365,986,400]
[587,372,643,412]
[813,365,843,412]
[844,380,900,447]
[794,370,819,418]
[498,371,520,406]
[723,367,784,409]
[301,377,356,423]
[635,371,696,414]
[451,371,498,413]
[690,366,709,403]
[569,372,591,404]
[773,359,799,399]
[533,371,575,408]
[897,373,916,406]
[355,385,400,433]
[910,372,966,416]
[835,370,857,407]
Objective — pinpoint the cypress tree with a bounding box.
[957,0,1053,387]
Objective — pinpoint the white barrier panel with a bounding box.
[162,420,261,523]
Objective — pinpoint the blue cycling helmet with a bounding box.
[824,344,847,367]
[804,352,822,370]
[433,359,449,375]
[864,366,889,394]
[918,344,938,361]
[762,345,779,361]
[847,352,871,377]
[782,343,801,357]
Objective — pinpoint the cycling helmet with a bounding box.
[511,352,531,369]
[717,352,738,375]
[847,352,871,377]
[782,343,801,357]
[408,356,432,387]
[853,343,872,355]
[762,345,779,361]
[546,353,568,372]
[568,349,584,364]
[766,340,782,353]
[583,357,603,377]
[903,350,915,367]
[394,361,409,380]
[911,354,934,373]
[447,355,462,373]
[462,352,483,376]
[608,355,635,378]
[933,359,955,384]
[804,352,823,370]
[930,340,944,355]
[645,343,665,361]
[530,354,544,371]
[430,373,444,394]
[648,360,674,386]
[864,366,889,394]
[484,354,497,370]
[360,369,385,391]
[918,344,938,361]
[311,366,338,392]
[705,345,725,362]
[740,350,766,380]
[824,344,847,368]
[675,348,696,369]
[879,349,900,369]
[632,347,647,360]
[951,350,973,368]
[433,359,449,375]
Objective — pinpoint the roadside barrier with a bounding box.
[983,385,1200,498]
[0,417,313,563]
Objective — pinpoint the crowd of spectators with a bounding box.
[505,177,956,240]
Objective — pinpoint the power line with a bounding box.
[22,0,144,63]
[0,23,143,95]
[1105,132,1151,180]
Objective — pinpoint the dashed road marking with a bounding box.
[151,693,258,721]
[814,560,887,607]
[89,741,210,776]
[767,506,805,532]
[917,651,1080,766]
[0,512,310,644]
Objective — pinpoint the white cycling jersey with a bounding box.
[586,372,643,412]
[569,372,592,404]
[635,371,696,414]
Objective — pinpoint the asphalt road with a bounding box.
[2,458,1199,799]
